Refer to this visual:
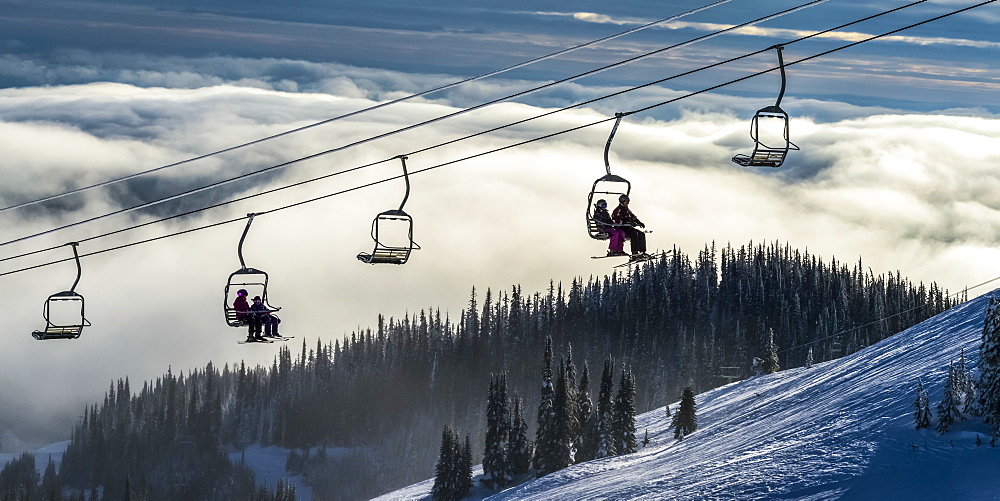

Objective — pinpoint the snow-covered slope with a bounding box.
[378,290,1000,500]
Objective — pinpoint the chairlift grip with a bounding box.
[603,113,626,176]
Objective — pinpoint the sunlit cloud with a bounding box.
[660,21,1000,49]
[529,11,646,26]
[527,7,999,49]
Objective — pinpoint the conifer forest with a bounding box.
[0,242,960,500]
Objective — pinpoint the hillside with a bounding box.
[379,290,1000,500]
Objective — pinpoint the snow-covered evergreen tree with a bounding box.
[965,375,980,417]
[547,360,574,471]
[565,344,580,447]
[978,297,1000,434]
[762,328,780,374]
[433,427,472,501]
[595,356,617,458]
[508,395,531,476]
[806,347,814,369]
[953,348,975,415]
[41,455,59,499]
[532,337,556,474]
[675,385,697,440]
[913,378,932,430]
[459,435,474,499]
[432,426,456,501]
[611,367,637,455]
[937,364,962,434]
[482,373,511,488]
[575,362,596,463]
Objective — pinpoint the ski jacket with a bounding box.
[233,296,250,321]
[250,302,272,317]
[593,206,615,228]
[613,204,643,227]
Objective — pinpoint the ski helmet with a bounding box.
[596,199,607,208]
[237,289,248,296]
[619,194,630,203]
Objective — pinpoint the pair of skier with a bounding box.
[233,289,282,342]
[593,194,649,260]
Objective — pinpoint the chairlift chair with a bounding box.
[223,214,280,327]
[586,113,632,240]
[32,242,91,340]
[732,46,799,168]
[358,155,421,265]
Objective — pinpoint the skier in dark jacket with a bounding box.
[251,296,281,338]
[612,194,648,259]
[594,199,626,256]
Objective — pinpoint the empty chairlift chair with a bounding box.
[587,113,632,240]
[32,242,91,340]
[223,213,280,327]
[732,45,799,168]
[357,155,421,265]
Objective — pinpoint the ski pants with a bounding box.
[622,227,646,254]
[259,315,280,336]
[604,228,626,253]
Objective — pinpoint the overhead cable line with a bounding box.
[0,0,834,249]
[0,0,738,215]
[1,0,915,265]
[1,0,992,279]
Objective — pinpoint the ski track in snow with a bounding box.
[378,291,1000,500]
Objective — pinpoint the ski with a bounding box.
[592,254,629,260]
[238,338,274,344]
[612,250,670,268]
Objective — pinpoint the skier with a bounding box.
[251,296,281,338]
[593,199,627,256]
[233,289,263,342]
[612,194,648,260]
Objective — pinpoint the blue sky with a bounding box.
[0,0,999,450]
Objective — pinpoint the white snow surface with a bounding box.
[376,290,1000,500]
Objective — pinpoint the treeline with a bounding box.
[1,241,959,499]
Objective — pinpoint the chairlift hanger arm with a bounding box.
[396,155,411,211]
[770,45,787,108]
[237,213,257,270]
[603,113,626,176]
[67,242,82,293]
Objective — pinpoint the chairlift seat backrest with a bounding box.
[732,106,798,168]
[32,290,90,340]
[357,209,419,265]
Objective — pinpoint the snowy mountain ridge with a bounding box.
[378,290,1000,500]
